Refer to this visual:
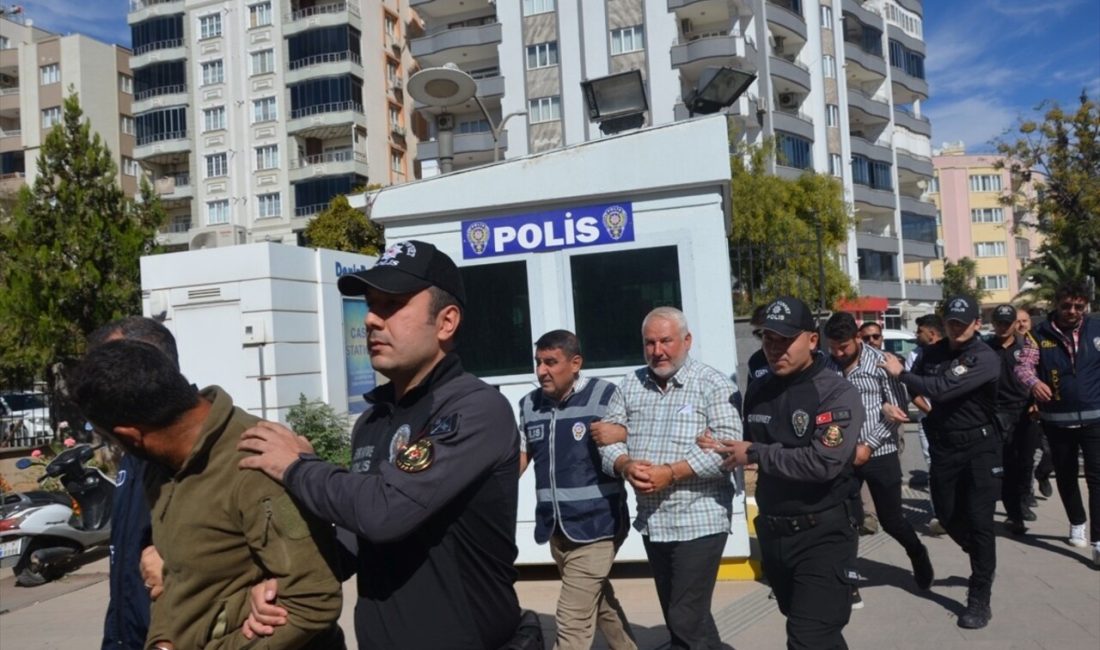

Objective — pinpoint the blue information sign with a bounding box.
[342,299,374,415]
[460,201,634,259]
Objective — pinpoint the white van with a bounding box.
[882,329,918,359]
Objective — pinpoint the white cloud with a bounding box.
[18,0,130,46]
[985,0,1083,18]
[925,96,1019,152]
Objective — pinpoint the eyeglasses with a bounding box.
[1058,302,1087,312]
[861,334,882,342]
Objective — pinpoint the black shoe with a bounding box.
[1020,503,1037,522]
[1038,477,1053,498]
[1005,518,1027,535]
[910,546,934,590]
[1026,494,1038,508]
[851,587,864,610]
[958,594,992,629]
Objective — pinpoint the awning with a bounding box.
[836,297,889,312]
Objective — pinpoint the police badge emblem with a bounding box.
[601,205,628,240]
[821,425,843,448]
[389,424,412,463]
[1093,337,1100,352]
[466,221,491,255]
[395,439,433,473]
[792,409,810,437]
[572,421,586,441]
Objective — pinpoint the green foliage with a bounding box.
[0,91,165,386]
[286,394,351,467]
[303,194,384,255]
[728,138,855,314]
[938,257,988,312]
[1014,250,1091,307]
[995,93,1100,298]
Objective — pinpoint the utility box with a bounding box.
[358,115,749,566]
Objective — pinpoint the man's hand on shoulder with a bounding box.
[590,421,627,446]
[238,421,314,483]
[877,354,904,378]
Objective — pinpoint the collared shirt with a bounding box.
[602,356,742,542]
[825,343,905,457]
[1016,319,1081,388]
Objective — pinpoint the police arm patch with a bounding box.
[821,425,844,448]
[395,439,434,472]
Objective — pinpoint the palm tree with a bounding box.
[1014,249,1090,308]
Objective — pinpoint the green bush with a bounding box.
[285,394,351,467]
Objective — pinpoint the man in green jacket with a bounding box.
[69,339,344,650]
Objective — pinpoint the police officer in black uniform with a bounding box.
[706,296,865,650]
[879,295,1001,629]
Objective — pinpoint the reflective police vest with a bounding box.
[1034,315,1100,426]
[519,377,627,544]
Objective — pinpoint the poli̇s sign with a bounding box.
[461,202,634,259]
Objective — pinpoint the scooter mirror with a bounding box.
[15,458,33,469]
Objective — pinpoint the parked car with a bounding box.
[1,392,55,448]
[881,329,918,360]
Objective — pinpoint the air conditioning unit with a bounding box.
[778,93,797,108]
[436,113,455,130]
[680,18,693,35]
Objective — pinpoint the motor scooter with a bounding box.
[0,444,115,586]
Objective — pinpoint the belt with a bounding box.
[758,501,850,537]
[927,424,996,447]
[1040,409,1100,424]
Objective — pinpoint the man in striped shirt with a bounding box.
[824,312,934,594]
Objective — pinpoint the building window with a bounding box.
[829,153,843,177]
[121,157,140,177]
[970,207,1004,223]
[389,105,401,129]
[250,50,275,76]
[1015,237,1031,259]
[820,5,833,28]
[255,144,279,170]
[390,150,404,173]
[385,15,398,38]
[41,106,62,129]
[777,132,812,170]
[572,246,682,368]
[203,106,226,132]
[386,61,398,85]
[40,63,60,85]
[888,39,925,79]
[453,261,533,376]
[980,275,1009,290]
[201,60,224,85]
[969,174,1002,192]
[205,153,228,178]
[610,26,644,55]
[823,55,837,78]
[851,155,892,190]
[249,2,272,28]
[857,249,898,281]
[257,192,281,218]
[121,115,135,135]
[119,74,133,94]
[526,42,559,69]
[826,104,840,127]
[458,118,491,134]
[207,199,230,225]
[974,241,1006,257]
[253,97,277,123]
[199,14,222,40]
[928,175,939,193]
[522,0,555,16]
[528,96,561,123]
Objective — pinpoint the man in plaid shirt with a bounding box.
[593,306,740,650]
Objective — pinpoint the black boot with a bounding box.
[909,545,934,590]
[958,592,992,629]
[1020,501,1037,522]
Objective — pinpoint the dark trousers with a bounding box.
[1001,411,1039,520]
[757,514,857,650]
[642,533,725,650]
[929,433,1001,600]
[1035,429,1054,480]
[1043,421,1100,541]
[854,453,924,555]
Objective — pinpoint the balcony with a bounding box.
[772,111,814,141]
[133,84,188,114]
[844,41,887,82]
[286,101,366,139]
[0,129,22,153]
[894,106,931,137]
[410,22,502,68]
[905,281,942,301]
[669,0,751,13]
[411,0,493,20]
[843,0,881,27]
[857,232,900,254]
[897,0,923,15]
[887,24,926,57]
[0,171,26,194]
[847,87,890,124]
[853,184,896,210]
[418,130,506,169]
[890,67,929,103]
[288,150,368,184]
[134,131,190,163]
[766,1,808,46]
[285,51,363,85]
[283,2,362,37]
[859,278,904,300]
[671,32,754,76]
[127,0,183,24]
[154,173,193,202]
[850,135,893,164]
[903,239,939,261]
[896,148,933,183]
[900,195,936,218]
[130,39,186,70]
[769,56,811,94]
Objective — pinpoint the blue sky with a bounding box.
[12,0,1100,153]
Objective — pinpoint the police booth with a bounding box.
[357,115,752,570]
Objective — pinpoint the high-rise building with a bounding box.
[908,142,1044,306]
[0,10,135,210]
[409,0,937,312]
[126,0,419,250]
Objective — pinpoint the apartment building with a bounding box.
[907,143,1044,305]
[127,0,419,250]
[0,11,135,210]
[409,0,938,313]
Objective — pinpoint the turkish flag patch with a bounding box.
[816,412,834,425]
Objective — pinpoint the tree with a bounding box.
[938,257,988,312]
[1014,249,1090,307]
[286,394,350,467]
[0,91,165,388]
[303,193,384,255]
[996,92,1100,293]
[728,137,855,314]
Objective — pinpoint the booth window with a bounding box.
[456,262,532,377]
[571,246,682,369]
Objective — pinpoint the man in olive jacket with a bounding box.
[70,339,344,650]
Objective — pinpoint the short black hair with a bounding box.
[824,312,859,341]
[427,286,462,320]
[69,339,199,434]
[88,316,180,368]
[858,321,882,333]
[1054,280,1092,304]
[535,330,582,358]
[915,314,944,336]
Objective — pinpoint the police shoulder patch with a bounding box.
[429,413,460,437]
[821,425,844,448]
[395,439,434,473]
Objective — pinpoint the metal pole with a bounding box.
[816,214,827,314]
[437,112,455,174]
[473,95,525,162]
[257,343,269,421]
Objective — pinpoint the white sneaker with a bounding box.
[929,518,946,535]
[1068,524,1088,548]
